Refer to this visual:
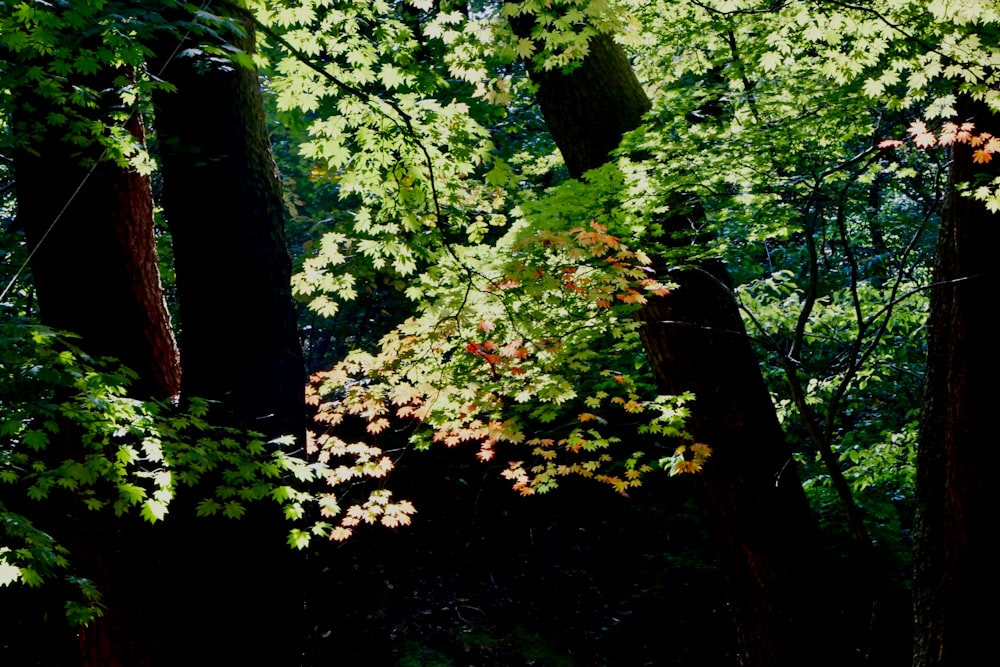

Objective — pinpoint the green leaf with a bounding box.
[196,499,223,517]
[287,528,311,550]
[140,499,168,523]
[222,501,246,519]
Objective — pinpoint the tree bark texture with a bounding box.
[913,96,1000,667]
[14,116,180,401]
[150,4,304,442]
[514,20,849,667]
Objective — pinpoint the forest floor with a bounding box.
[302,446,737,666]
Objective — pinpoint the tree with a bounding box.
[505,7,848,665]
[2,2,306,663]
[136,2,307,663]
[913,95,1000,667]
[4,0,999,663]
[4,5,181,661]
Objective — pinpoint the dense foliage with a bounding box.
[1,0,998,663]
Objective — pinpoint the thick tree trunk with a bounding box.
[913,97,1000,667]
[12,68,180,666]
[636,260,836,666]
[514,22,847,666]
[151,8,304,442]
[145,3,305,664]
[15,120,179,402]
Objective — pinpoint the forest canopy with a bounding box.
[1,1,997,665]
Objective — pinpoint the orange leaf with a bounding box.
[878,139,904,149]
[973,149,993,164]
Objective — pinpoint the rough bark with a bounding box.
[144,4,305,664]
[514,22,848,667]
[913,96,1000,667]
[150,6,304,442]
[14,118,179,402]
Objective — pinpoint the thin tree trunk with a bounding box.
[513,23,848,666]
[913,96,1000,667]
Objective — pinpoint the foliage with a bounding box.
[0,322,414,622]
[3,0,1000,654]
[306,198,694,495]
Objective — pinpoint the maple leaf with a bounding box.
[907,120,937,148]
[329,526,353,541]
[499,340,522,357]
[690,442,713,458]
[617,289,647,305]
[939,122,960,146]
[366,418,390,434]
[478,319,495,333]
[973,149,992,164]
[907,120,929,136]
[878,139,904,149]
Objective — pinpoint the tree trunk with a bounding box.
[14,115,179,402]
[637,259,837,666]
[514,23,848,666]
[913,96,1000,667]
[12,66,180,666]
[150,6,304,442]
[145,3,305,664]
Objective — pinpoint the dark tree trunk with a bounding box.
[12,65,180,666]
[913,96,1000,667]
[521,32,651,180]
[514,22,848,667]
[15,119,180,402]
[145,3,305,664]
[636,260,837,666]
[150,8,304,442]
